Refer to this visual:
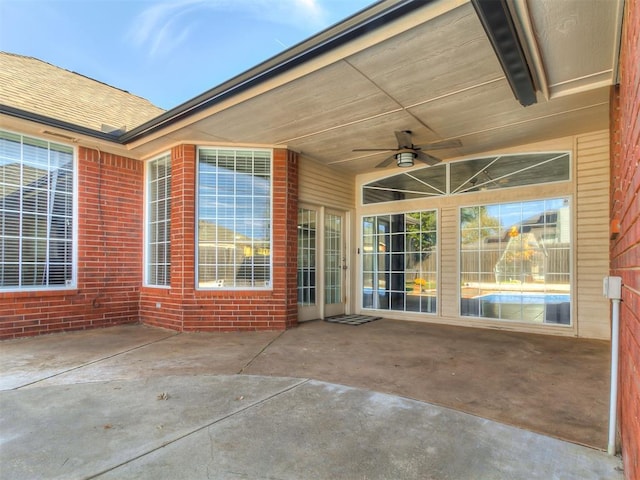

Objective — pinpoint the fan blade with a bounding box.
[353,148,398,152]
[417,138,462,151]
[375,155,397,168]
[394,130,413,149]
[415,151,441,166]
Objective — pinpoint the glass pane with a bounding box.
[364,153,570,203]
[1,131,74,289]
[450,152,570,194]
[362,211,437,314]
[197,148,271,288]
[297,208,317,305]
[460,198,571,325]
[324,213,342,305]
[147,154,171,286]
[363,164,447,204]
[0,131,22,159]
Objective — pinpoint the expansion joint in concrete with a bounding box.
[237,330,286,374]
[84,378,310,479]
[13,331,179,390]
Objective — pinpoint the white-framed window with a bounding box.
[197,147,272,289]
[359,150,574,328]
[1,130,75,290]
[362,210,437,313]
[460,197,571,325]
[146,153,171,287]
[362,152,570,204]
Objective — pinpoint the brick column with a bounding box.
[140,144,196,330]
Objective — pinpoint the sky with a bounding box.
[0,0,374,110]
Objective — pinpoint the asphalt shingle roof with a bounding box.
[0,52,165,133]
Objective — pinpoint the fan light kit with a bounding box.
[396,151,416,167]
[353,130,462,168]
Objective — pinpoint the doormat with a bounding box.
[324,314,381,326]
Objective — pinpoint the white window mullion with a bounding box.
[18,145,24,288]
[44,158,59,286]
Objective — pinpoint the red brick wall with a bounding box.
[139,146,299,331]
[1,142,299,339]
[610,0,639,476]
[0,147,143,339]
[139,144,195,330]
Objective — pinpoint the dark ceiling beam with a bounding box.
[471,0,537,107]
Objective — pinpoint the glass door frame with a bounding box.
[297,204,349,321]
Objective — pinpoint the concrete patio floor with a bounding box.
[0,320,623,479]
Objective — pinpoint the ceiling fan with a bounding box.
[353,130,462,168]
